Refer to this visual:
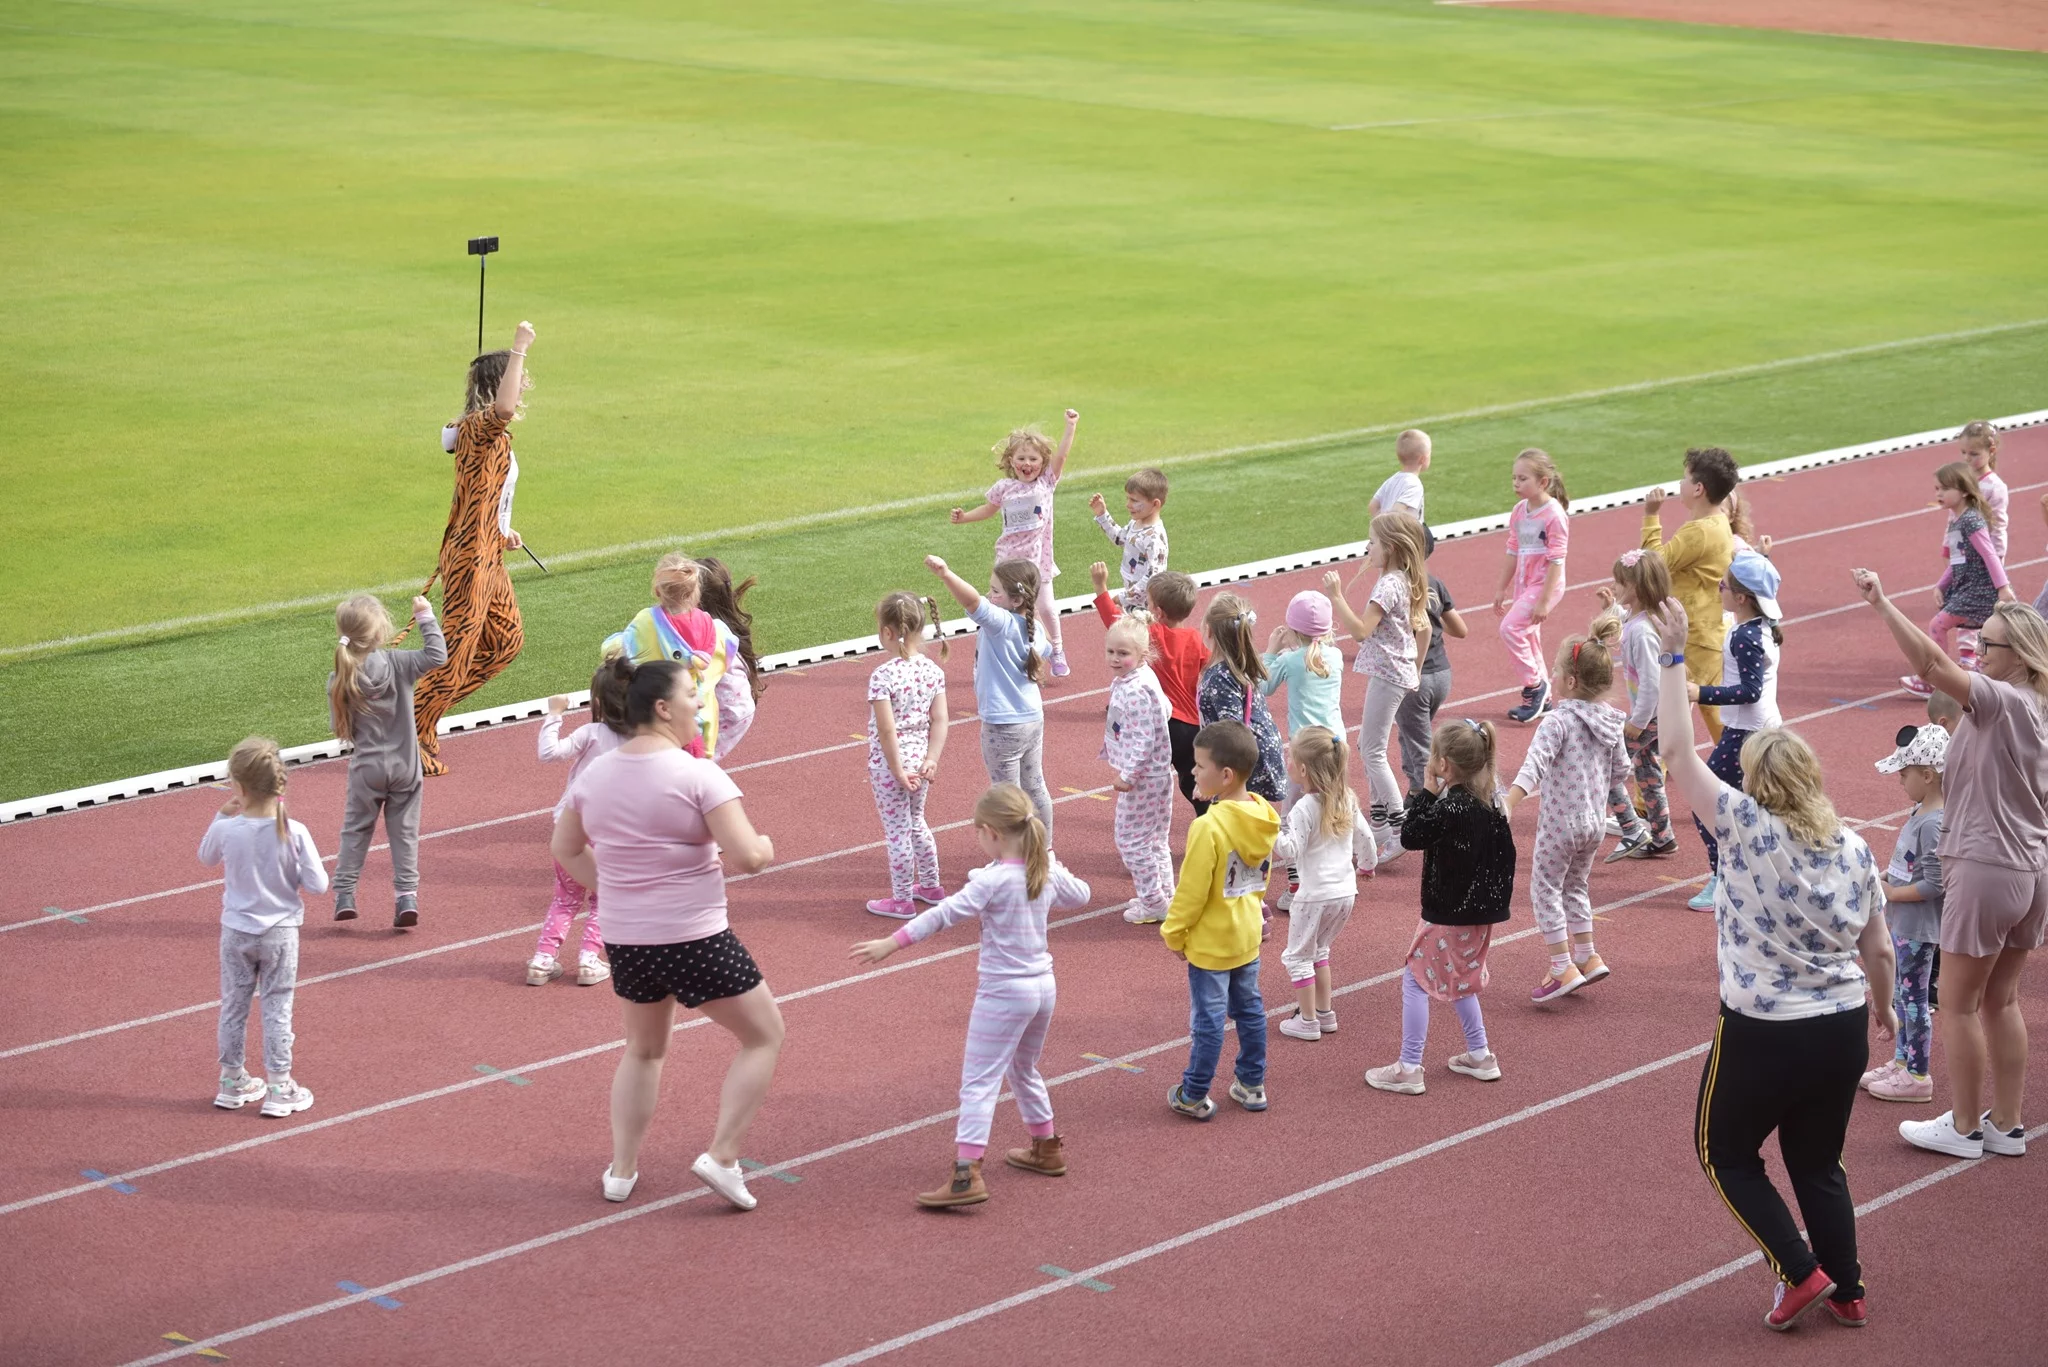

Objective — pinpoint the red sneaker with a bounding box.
[1825,1297,1868,1328]
[1765,1268,1837,1331]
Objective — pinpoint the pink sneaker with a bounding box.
[910,884,947,904]
[865,898,916,919]
[1866,1069,1933,1103]
[1860,1058,1903,1091]
[1530,964,1587,1003]
[1900,675,1934,698]
[1049,647,1071,679]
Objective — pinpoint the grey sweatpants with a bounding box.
[980,719,1053,844]
[1396,668,1453,796]
[219,925,300,1080]
[333,765,422,896]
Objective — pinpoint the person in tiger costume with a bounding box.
[413,321,534,776]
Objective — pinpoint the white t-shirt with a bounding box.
[1372,470,1425,521]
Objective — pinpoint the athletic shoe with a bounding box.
[1447,1052,1502,1081]
[213,1073,267,1110]
[1575,953,1610,987]
[1122,902,1166,924]
[576,952,611,987]
[393,893,419,929]
[1633,837,1678,859]
[1688,877,1720,912]
[1229,1079,1269,1112]
[1860,1058,1904,1092]
[1824,1297,1869,1328]
[1604,816,1625,838]
[1049,647,1071,679]
[1900,1110,1983,1159]
[1167,1084,1215,1120]
[915,1159,987,1208]
[526,953,563,987]
[1981,1113,2028,1157]
[1900,675,1935,698]
[1604,830,1654,864]
[866,898,916,919]
[1275,882,1295,912]
[691,1152,758,1210]
[1365,1063,1426,1095]
[1766,1268,1837,1331]
[332,891,358,922]
[1530,964,1587,1003]
[260,1079,314,1118]
[1507,681,1549,725]
[1370,830,1406,867]
[910,884,947,904]
[1278,1014,1322,1042]
[1867,1069,1933,1103]
[1315,1009,1339,1034]
[601,1166,638,1202]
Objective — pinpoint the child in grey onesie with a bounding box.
[329,593,447,927]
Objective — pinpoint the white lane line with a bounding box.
[1486,1142,2025,1366]
[16,330,2044,661]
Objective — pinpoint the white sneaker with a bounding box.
[1122,902,1165,924]
[576,952,611,987]
[1315,1009,1338,1034]
[1278,1014,1322,1041]
[1604,816,1625,838]
[526,953,563,986]
[260,1079,315,1118]
[691,1153,758,1210]
[1365,1063,1425,1095]
[213,1073,267,1110]
[1981,1113,2028,1157]
[1370,830,1407,867]
[1900,1109,1983,1159]
[1447,1052,1503,1081]
[602,1166,638,1202]
[1275,884,1295,912]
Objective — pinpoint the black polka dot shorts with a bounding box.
[605,929,764,1008]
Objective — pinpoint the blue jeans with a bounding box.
[1182,959,1267,1099]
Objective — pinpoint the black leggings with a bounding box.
[1695,1004,1868,1300]
[1168,717,1208,817]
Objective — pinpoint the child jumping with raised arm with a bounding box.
[1396,527,1466,801]
[1327,510,1432,858]
[927,555,1055,840]
[1862,724,1948,1104]
[1272,727,1363,1042]
[695,556,764,759]
[1163,721,1282,1119]
[952,410,1079,677]
[1090,468,1170,613]
[1598,550,1678,861]
[1094,563,1210,815]
[1904,463,2015,697]
[1366,719,1514,1094]
[1686,549,1786,912]
[1101,615,1177,926]
[851,784,1089,1207]
[202,737,329,1118]
[864,592,952,919]
[528,664,630,987]
[1494,448,1570,725]
[1197,593,1288,809]
[1960,421,2008,563]
[1505,630,1634,1002]
[1643,446,1738,741]
[330,593,446,928]
[1370,429,1431,522]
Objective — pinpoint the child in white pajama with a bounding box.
[851,784,1090,1207]
[1101,617,1176,923]
[528,664,628,987]
[1271,727,1363,1042]
[1089,467,1171,612]
[864,592,952,919]
[1506,632,1633,1003]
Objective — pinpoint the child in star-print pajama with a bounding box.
[863,592,952,920]
[1090,468,1171,614]
[1101,616,1176,925]
[1506,630,1634,1003]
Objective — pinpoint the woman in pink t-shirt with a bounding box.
[1855,571,2045,1163]
[552,657,784,1211]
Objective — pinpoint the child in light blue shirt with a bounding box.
[928,554,1055,840]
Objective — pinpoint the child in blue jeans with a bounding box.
[1161,721,1282,1117]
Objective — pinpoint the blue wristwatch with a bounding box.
[1658,651,1685,667]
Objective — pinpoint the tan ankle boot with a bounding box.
[915,1159,988,1208]
[1004,1134,1067,1176]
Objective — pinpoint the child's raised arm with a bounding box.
[1090,492,1123,543]
[926,555,982,612]
[1651,599,1722,815]
[1322,569,1381,643]
[1049,408,1079,481]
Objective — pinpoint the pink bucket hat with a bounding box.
[1286,590,1333,638]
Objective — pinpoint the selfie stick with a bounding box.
[467,235,498,355]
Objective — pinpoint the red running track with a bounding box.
[4,432,2047,1367]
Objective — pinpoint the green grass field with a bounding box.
[3,0,2045,800]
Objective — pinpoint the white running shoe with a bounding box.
[576,952,612,987]
[260,1079,315,1118]
[1370,830,1407,867]
[1447,1052,1503,1081]
[526,953,563,986]
[1315,1009,1339,1034]
[1278,1014,1322,1042]
[1122,902,1166,924]
[1365,1063,1425,1095]
[213,1073,267,1110]
[692,1153,758,1210]
[602,1166,639,1202]
[1981,1113,2028,1157]
[1900,1109,1983,1159]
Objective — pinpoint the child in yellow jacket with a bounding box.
[1162,720,1282,1119]
[1642,446,1738,741]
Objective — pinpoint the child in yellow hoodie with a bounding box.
[1163,720,1282,1118]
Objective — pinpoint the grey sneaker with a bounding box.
[393,893,419,929]
[1167,1084,1216,1120]
[332,890,358,922]
[260,1079,315,1118]
[1604,830,1654,864]
[1229,1079,1269,1112]
[213,1072,267,1110]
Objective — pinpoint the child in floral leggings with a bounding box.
[864,592,952,919]
[1863,724,1947,1104]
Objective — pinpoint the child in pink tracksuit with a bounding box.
[529,664,628,987]
[1505,630,1633,1003]
[1101,615,1176,924]
[865,592,953,919]
[1492,448,1571,725]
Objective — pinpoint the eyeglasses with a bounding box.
[1981,639,2014,652]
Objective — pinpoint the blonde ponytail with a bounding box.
[974,784,1049,899]
[331,594,396,743]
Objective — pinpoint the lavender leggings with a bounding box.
[1400,966,1489,1069]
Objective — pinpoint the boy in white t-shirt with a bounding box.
[1369,429,1431,523]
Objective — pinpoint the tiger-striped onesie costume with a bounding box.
[413,405,525,775]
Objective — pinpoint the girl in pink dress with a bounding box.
[951,409,1080,677]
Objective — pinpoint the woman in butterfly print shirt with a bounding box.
[1649,597,1897,1330]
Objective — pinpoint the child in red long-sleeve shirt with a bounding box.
[1092,562,1208,815]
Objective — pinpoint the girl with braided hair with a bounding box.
[927,553,1056,841]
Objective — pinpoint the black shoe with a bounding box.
[393,893,419,929]
[333,893,358,922]
[1507,681,1550,725]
